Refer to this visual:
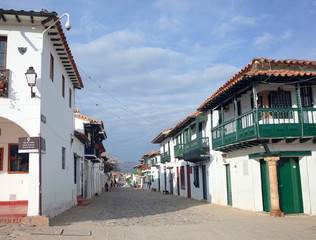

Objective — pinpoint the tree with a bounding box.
[103,155,120,173]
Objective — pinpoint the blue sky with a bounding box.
[3,0,316,169]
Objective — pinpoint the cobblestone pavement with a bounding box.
[1,187,316,240]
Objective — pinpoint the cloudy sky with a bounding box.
[3,0,316,169]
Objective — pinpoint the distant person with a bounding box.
[105,182,109,192]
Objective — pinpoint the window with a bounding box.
[0,36,7,69]
[8,144,29,173]
[268,90,292,108]
[237,100,242,116]
[50,54,54,81]
[69,88,72,108]
[62,147,66,169]
[0,148,3,171]
[268,90,292,119]
[301,86,313,107]
[180,166,185,189]
[62,75,65,98]
[218,109,223,124]
[193,166,199,188]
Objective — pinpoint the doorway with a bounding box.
[186,165,191,198]
[169,170,174,194]
[260,157,303,214]
[202,165,207,200]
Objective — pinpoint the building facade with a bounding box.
[151,58,316,216]
[0,9,107,218]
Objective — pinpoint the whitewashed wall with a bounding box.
[0,24,81,217]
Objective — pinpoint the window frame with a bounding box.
[69,88,72,108]
[193,166,200,188]
[62,147,66,170]
[8,144,29,174]
[0,36,7,70]
[300,85,313,107]
[62,75,65,98]
[50,53,54,81]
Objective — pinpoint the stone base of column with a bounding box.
[269,210,284,217]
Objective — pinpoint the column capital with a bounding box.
[264,156,280,162]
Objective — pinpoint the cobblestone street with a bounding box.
[1,187,316,240]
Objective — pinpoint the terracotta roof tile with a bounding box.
[169,112,202,136]
[151,128,173,144]
[142,150,160,158]
[74,113,102,123]
[198,58,316,110]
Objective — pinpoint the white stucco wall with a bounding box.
[0,24,82,217]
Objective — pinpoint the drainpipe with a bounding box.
[38,134,42,215]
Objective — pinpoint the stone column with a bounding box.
[264,157,284,217]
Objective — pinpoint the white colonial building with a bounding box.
[152,58,316,216]
[0,9,106,219]
[74,109,107,200]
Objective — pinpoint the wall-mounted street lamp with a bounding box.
[25,66,37,98]
[42,13,71,34]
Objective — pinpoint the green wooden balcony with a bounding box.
[161,152,171,163]
[174,144,184,158]
[212,108,316,152]
[183,137,210,162]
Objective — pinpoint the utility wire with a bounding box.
[78,90,157,130]
[78,66,160,127]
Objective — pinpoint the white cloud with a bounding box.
[212,15,256,38]
[231,15,256,25]
[254,31,293,50]
[157,16,181,32]
[254,32,274,49]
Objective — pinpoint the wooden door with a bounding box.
[278,157,303,214]
[202,165,207,200]
[186,165,191,198]
[260,159,271,212]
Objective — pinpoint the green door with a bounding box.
[260,157,303,214]
[277,157,303,214]
[260,160,271,212]
[226,164,232,206]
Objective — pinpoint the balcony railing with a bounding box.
[161,152,171,164]
[174,143,184,158]
[183,137,210,162]
[0,69,10,98]
[212,108,316,150]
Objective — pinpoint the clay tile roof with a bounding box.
[54,20,83,89]
[151,128,173,144]
[198,58,316,110]
[143,150,160,158]
[168,112,202,136]
[0,9,83,89]
[74,112,102,123]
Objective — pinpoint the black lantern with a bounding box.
[25,66,37,98]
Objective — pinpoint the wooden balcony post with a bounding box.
[264,156,284,217]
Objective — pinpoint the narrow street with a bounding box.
[1,187,316,240]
